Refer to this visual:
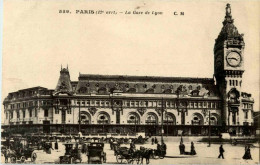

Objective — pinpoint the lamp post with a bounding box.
[135,116,137,134]
[77,101,81,133]
[161,97,165,144]
[166,110,169,137]
[208,110,211,147]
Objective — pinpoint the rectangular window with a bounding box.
[44,109,48,117]
[145,101,148,107]
[23,110,25,118]
[55,108,59,114]
[208,102,211,108]
[67,109,71,114]
[245,111,248,119]
[194,102,197,108]
[11,112,13,118]
[136,101,139,106]
[126,101,130,107]
[17,111,20,118]
[29,109,32,117]
[35,109,37,117]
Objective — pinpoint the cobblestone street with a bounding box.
[2,137,259,164]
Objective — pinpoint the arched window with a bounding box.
[80,112,91,124]
[210,113,220,125]
[127,113,140,124]
[145,113,158,125]
[192,113,204,125]
[163,113,176,125]
[146,88,154,93]
[98,87,107,94]
[128,88,136,93]
[97,112,110,124]
[236,80,238,86]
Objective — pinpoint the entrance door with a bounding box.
[62,110,66,124]
[43,120,50,133]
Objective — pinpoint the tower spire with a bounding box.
[223,3,234,25]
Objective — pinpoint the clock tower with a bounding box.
[214,4,245,129]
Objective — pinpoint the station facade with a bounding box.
[2,4,255,136]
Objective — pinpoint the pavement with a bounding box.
[1,137,259,164]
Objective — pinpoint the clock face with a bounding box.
[226,52,241,67]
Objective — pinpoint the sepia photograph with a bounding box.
[1,0,259,164]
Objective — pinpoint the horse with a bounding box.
[139,148,153,164]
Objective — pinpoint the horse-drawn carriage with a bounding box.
[6,145,37,163]
[115,146,139,164]
[133,136,149,144]
[3,138,37,163]
[87,142,106,164]
[59,143,82,164]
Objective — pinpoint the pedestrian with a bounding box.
[157,143,161,153]
[151,138,154,145]
[218,145,225,159]
[3,149,8,163]
[190,142,196,155]
[161,141,167,156]
[179,142,182,154]
[243,145,252,160]
[155,137,158,144]
[55,140,58,150]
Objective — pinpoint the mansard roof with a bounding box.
[74,73,220,97]
[79,74,214,83]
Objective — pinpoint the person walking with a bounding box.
[161,141,167,156]
[151,138,154,145]
[243,145,252,160]
[55,140,58,150]
[218,145,225,159]
[179,142,182,154]
[155,137,158,144]
[190,142,196,155]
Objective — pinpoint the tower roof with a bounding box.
[215,4,244,51]
[55,66,73,94]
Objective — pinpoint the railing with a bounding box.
[163,121,175,125]
[127,120,139,124]
[81,120,90,124]
[97,120,109,124]
[191,121,203,125]
[145,120,157,124]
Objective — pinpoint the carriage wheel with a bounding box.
[128,158,135,164]
[116,155,123,163]
[70,157,76,164]
[21,156,26,163]
[159,154,165,159]
[11,156,16,163]
[154,154,159,159]
[31,153,37,162]
[135,157,140,164]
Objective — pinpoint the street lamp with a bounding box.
[208,110,211,147]
[77,101,81,133]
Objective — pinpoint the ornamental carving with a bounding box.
[155,108,162,116]
[137,108,146,116]
[88,107,97,116]
[202,109,208,116]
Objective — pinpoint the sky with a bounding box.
[2,1,260,112]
